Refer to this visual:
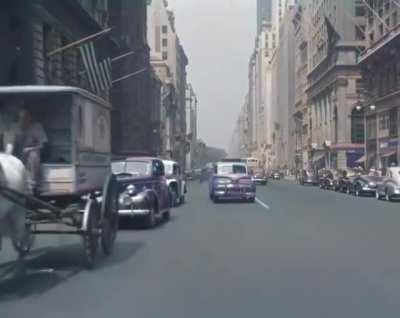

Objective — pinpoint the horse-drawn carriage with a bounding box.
[0,86,119,269]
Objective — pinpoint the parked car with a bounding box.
[112,157,171,228]
[163,160,186,206]
[270,170,281,180]
[319,169,335,190]
[250,167,268,185]
[376,167,400,201]
[299,170,318,186]
[350,170,384,197]
[209,161,256,203]
[337,169,358,193]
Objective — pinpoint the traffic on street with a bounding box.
[2,0,400,317]
[2,177,400,317]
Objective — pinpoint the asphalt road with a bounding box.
[1,180,400,317]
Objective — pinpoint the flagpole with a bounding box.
[111,51,135,63]
[47,27,113,58]
[112,68,147,84]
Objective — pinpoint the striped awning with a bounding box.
[312,153,325,163]
[355,155,366,163]
[381,151,397,158]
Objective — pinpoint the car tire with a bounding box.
[248,197,255,203]
[170,189,178,207]
[213,196,219,203]
[144,204,156,228]
[163,210,170,221]
[179,195,185,205]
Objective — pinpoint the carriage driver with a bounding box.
[14,108,48,195]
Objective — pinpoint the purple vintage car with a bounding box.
[111,157,171,228]
[209,161,256,203]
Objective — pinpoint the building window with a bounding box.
[162,51,168,60]
[379,112,389,131]
[162,25,168,34]
[369,31,375,43]
[379,23,384,36]
[162,38,168,47]
[389,108,398,137]
[393,11,398,27]
[355,5,365,17]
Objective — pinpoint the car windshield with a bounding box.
[218,164,247,174]
[112,161,151,176]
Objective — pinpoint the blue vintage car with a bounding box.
[111,157,171,228]
[209,161,256,203]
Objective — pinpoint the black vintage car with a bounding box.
[270,170,281,180]
[299,170,318,186]
[111,157,171,228]
[350,171,385,197]
[318,169,335,190]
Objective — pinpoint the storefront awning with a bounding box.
[381,151,397,158]
[355,155,366,163]
[312,153,325,163]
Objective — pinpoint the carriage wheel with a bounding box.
[82,199,100,269]
[12,222,34,257]
[101,174,119,256]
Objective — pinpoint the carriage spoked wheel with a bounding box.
[82,199,101,269]
[12,223,34,258]
[101,174,119,256]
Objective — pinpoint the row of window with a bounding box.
[366,59,400,98]
[366,108,399,139]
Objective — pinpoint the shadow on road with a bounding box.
[119,214,178,231]
[0,240,144,301]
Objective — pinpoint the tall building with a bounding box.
[269,6,296,171]
[358,0,400,170]
[306,0,366,170]
[292,1,311,171]
[147,0,189,167]
[257,0,272,33]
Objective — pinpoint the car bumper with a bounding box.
[360,186,377,194]
[118,208,151,217]
[213,189,255,200]
[252,178,267,184]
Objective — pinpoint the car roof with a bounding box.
[0,85,111,109]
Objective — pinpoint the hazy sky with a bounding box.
[167,0,256,150]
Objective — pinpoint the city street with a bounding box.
[1,180,400,317]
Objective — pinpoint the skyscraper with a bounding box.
[257,0,272,33]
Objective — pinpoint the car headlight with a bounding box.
[126,184,137,195]
[119,194,133,206]
[369,182,376,187]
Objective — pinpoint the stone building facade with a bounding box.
[359,0,400,170]
[306,0,366,170]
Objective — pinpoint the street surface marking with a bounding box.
[255,197,271,210]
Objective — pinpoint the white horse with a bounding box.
[0,153,31,256]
